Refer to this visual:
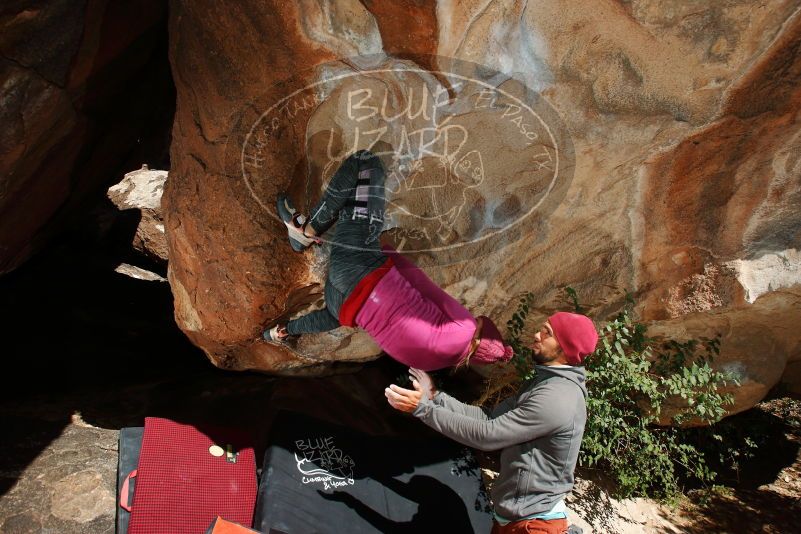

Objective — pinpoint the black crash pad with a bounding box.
[116,426,144,534]
[253,411,492,534]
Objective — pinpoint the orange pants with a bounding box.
[491,518,568,534]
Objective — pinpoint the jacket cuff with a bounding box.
[413,394,434,418]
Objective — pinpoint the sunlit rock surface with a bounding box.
[107,165,168,262]
[163,0,801,412]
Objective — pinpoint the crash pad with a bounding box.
[117,427,144,534]
[253,411,492,533]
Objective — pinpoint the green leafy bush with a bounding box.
[506,292,536,381]
[504,290,737,501]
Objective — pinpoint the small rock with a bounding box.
[113,263,167,282]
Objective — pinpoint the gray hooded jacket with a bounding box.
[413,365,587,520]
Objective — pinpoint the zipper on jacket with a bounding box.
[513,467,524,505]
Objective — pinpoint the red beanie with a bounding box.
[548,312,598,365]
[472,316,514,365]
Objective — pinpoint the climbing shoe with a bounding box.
[263,324,288,344]
[277,193,317,252]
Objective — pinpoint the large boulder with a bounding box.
[648,286,801,417]
[164,0,801,413]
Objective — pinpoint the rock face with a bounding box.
[164,0,801,412]
[107,165,168,262]
[649,286,801,416]
[0,0,173,275]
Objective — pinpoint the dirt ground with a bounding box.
[664,397,801,534]
[0,369,799,533]
[565,396,801,533]
[1,242,799,533]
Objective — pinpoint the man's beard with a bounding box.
[532,351,559,365]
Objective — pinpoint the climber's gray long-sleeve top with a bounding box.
[413,365,587,521]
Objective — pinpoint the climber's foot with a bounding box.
[263,324,289,344]
[277,193,318,252]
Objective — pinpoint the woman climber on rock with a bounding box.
[263,149,513,371]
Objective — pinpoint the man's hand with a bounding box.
[384,384,422,413]
[386,367,438,413]
[409,368,436,401]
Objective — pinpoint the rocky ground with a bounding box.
[664,397,801,534]
[1,372,798,533]
[569,397,801,533]
[0,236,799,533]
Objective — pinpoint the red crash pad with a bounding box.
[127,417,257,533]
